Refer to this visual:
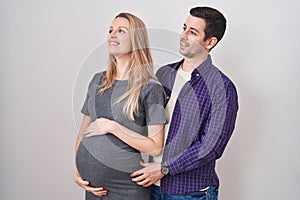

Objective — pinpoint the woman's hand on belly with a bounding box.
[84,118,116,137]
[74,173,108,197]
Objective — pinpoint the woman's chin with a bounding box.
[109,51,131,58]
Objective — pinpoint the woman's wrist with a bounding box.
[109,120,118,135]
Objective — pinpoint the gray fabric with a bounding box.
[76,72,167,200]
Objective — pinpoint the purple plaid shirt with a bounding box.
[157,55,238,194]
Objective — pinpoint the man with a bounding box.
[131,6,239,199]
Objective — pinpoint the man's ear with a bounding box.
[205,37,218,51]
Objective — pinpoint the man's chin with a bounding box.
[179,48,189,57]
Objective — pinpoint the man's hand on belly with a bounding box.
[130,161,164,187]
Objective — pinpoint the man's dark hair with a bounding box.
[190,6,226,44]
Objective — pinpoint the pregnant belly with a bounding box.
[76,135,142,188]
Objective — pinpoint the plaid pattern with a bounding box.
[157,55,239,194]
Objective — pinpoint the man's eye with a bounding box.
[191,31,196,35]
[182,27,186,31]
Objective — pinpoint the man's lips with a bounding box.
[180,41,189,48]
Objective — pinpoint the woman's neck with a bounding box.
[115,54,131,80]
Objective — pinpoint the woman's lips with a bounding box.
[109,41,120,46]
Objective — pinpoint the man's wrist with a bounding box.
[161,161,169,175]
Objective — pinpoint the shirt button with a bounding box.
[167,96,170,99]
[196,74,200,76]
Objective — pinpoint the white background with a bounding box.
[1,0,300,199]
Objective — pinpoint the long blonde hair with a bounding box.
[100,12,157,120]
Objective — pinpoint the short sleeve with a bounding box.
[142,82,168,126]
[81,93,90,116]
[80,72,102,116]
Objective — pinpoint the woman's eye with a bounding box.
[118,29,126,34]
[109,29,113,34]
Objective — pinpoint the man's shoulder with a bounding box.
[156,60,181,75]
[196,60,238,98]
[208,67,238,99]
[202,61,235,87]
[216,68,237,89]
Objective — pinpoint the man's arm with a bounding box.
[131,81,238,186]
[166,81,238,175]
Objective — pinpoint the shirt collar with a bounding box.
[172,55,213,79]
[191,55,213,78]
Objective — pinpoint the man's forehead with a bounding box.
[184,15,206,30]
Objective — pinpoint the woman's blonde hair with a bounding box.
[100,12,157,120]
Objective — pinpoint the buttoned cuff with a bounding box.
[166,157,183,175]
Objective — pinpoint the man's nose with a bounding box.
[180,29,188,39]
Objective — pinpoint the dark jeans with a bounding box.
[150,185,218,200]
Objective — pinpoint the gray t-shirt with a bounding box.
[81,72,167,135]
[76,72,167,200]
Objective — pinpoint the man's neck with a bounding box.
[182,53,208,72]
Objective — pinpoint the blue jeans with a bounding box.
[150,185,218,200]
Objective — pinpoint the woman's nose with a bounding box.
[109,30,117,38]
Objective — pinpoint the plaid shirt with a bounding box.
[157,55,239,194]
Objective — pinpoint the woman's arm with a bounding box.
[74,115,108,197]
[74,115,91,177]
[113,122,164,157]
[85,118,164,157]
[75,115,91,151]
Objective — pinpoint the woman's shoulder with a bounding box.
[90,71,106,82]
[145,79,163,90]
[87,71,106,89]
[140,79,164,98]
[93,71,106,79]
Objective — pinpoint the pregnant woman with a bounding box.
[74,12,167,200]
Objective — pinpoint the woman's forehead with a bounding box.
[110,17,130,29]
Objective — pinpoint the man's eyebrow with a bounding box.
[190,27,200,33]
[183,23,200,33]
